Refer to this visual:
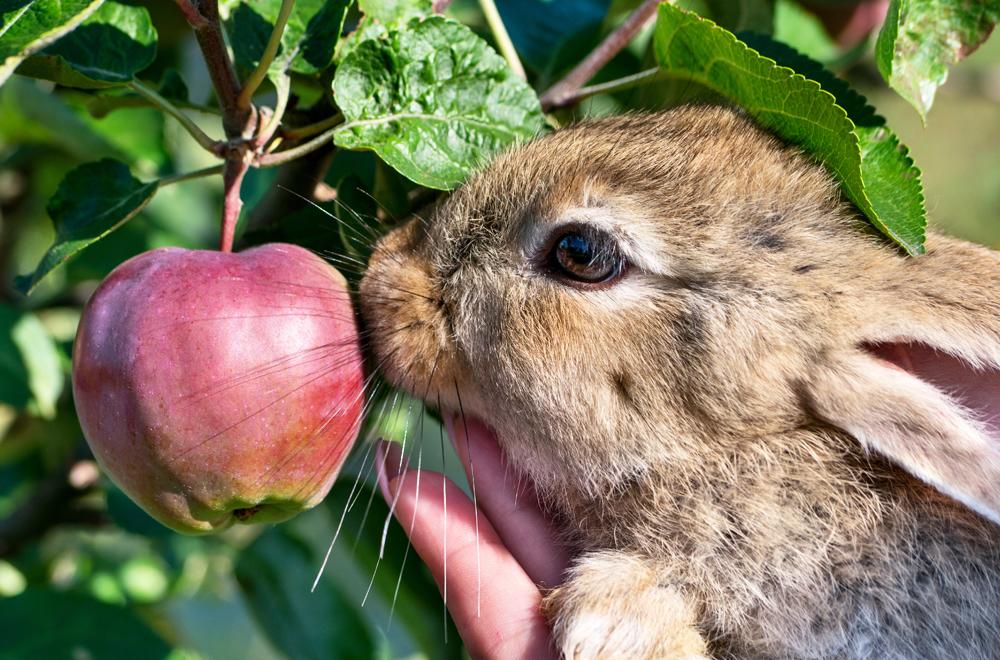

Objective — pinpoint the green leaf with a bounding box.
[229,0,352,76]
[0,304,64,418]
[876,0,1000,120]
[654,4,926,255]
[676,0,775,33]
[0,0,104,87]
[235,524,374,660]
[359,0,431,24]
[0,588,171,659]
[333,16,545,190]
[321,479,460,657]
[15,1,156,87]
[772,0,839,63]
[0,76,123,160]
[15,159,159,295]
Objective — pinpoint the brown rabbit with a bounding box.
[359,105,1000,658]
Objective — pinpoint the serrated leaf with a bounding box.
[235,524,374,660]
[333,16,545,190]
[876,0,1000,120]
[15,1,156,87]
[15,159,159,295]
[0,304,64,418]
[0,0,104,87]
[654,4,925,255]
[229,0,352,76]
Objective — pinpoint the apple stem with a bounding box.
[221,159,249,252]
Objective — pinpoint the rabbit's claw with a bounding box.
[543,552,708,659]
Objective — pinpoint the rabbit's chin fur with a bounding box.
[360,105,1000,658]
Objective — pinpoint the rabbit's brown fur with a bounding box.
[360,106,1000,658]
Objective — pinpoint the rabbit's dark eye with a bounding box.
[547,227,626,287]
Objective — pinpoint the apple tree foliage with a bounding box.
[0,0,997,657]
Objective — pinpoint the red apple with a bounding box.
[72,243,365,534]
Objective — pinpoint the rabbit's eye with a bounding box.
[547,227,626,287]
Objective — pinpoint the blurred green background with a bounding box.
[0,1,998,659]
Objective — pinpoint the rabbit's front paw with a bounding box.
[543,552,707,659]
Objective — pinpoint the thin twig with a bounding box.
[238,0,296,109]
[255,73,291,149]
[549,67,663,109]
[539,0,661,111]
[160,165,225,187]
[256,123,340,168]
[477,0,525,79]
[281,112,344,140]
[129,80,223,155]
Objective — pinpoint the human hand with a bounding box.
[376,416,570,659]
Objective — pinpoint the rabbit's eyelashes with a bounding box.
[360,105,1000,657]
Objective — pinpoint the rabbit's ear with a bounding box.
[805,343,1000,525]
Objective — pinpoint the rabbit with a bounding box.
[358,105,1000,659]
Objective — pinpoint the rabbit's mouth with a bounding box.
[863,341,1000,443]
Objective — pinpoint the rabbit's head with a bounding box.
[360,106,1000,523]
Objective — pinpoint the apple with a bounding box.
[72,243,365,534]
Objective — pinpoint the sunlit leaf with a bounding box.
[0,0,104,87]
[0,304,64,418]
[876,0,1000,120]
[229,0,352,76]
[333,16,545,190]
[654,4,926,255]
[16,1,156,87]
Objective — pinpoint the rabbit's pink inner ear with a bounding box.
[862,342,1000,445]
[808,348,1000,526]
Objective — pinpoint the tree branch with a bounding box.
[172,0,209,28]
[539,0,661,111]
[238,0,296,109]
[175,0,258,252]
[181,0,250,136]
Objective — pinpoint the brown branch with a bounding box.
[174,0,259,252]
[172,0,209,28]
[539,0,661,111]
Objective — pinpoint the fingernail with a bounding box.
[375,439,408,502]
